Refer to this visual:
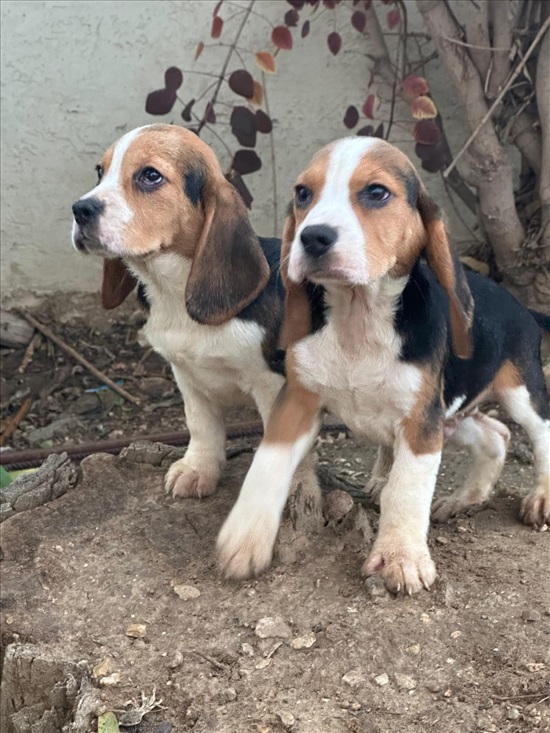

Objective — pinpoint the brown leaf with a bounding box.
[195,41,205,61]
[145,88,177,116]
[357,125,374,136]
[255,110,273,134]
[204,102,216,124]
[232,149,262,175]
[387,8,400,29]
[272,25,293,50]
[230,106,257,147]
[181,98,196,122]
[351,11,366,33]
[285,9,300,27]
[286,0,305,8]
[228,69,254,98]
[211,16,223,39]
[164,67,183,90]
[373,122,384,138]
[327,31,342,55]
[301,20,310,38]
[413,119,440,145]
[213,0,224,16]
[411,95,437,119]
[362,94,376,119]
[402,75,430,100]
[415,142,447,173]
[343,105,359,129]
[255,51,276,74]
[226,169,253,208]
[247,80,264,106]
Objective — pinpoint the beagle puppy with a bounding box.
[71,124,319,510]
[217,136,550,594]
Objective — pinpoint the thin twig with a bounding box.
[0,397,33,447]
[17,311,141,406]
[443,16,550,178]
[262,71,278,237]
[442,35,510,52]
[18,333,41,374]
[190,651,229,672]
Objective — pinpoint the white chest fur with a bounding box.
[129,253,269,402]
[294,281,422,444]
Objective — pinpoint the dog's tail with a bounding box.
[530,309,550,332]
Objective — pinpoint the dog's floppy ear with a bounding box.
[185,181,270,325]
[417,189,474,358]
[278,204,313,349]
[101,258,138,310]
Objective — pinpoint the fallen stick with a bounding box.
[17,310,141,406]
[0,397,33,447]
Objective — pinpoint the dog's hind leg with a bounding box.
[432,412,510,522]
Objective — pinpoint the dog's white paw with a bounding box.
[165,458,219,499]
[362,536,436,595]
[217,500,280,579]
[521,479,550,529]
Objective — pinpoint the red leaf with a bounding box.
[362,94,376,119]
[387,8,400,29]
[213,0,224,16]
[204,102,216,124]
[230,106,257,147]
[255,110,273,134]
[357,125,374,136]
[415,142,447,173]
[343,105,359,129]
[351,11,366,33]
[373,123,384,138]
[411,95,437,119]
[272,26,293,50]
[286,0,305,8]
[228,69,254,98]
[195,41,205,61]
[232,150,262,175]
[255,51,276,74]
[301,20,310,38]
[323,0,337,7]
[226,170,253,209]
[181,98,196,122]
[402,75,430,100]
[413,120,440,145]
[164,67,183,90]
[285,9,299,27]
[145,88,177,115]
[211,16,223,39]
[327,31,342,55]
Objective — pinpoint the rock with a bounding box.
[0,311,34,347]
[323,490,354,523]
[405,644,421,656]
[374,673,389,687]
[436,536,449,545]
[222,687,237,703]
[350,702,361,711]
[254,617,292,639]
[139,377,174,399]
[26,417,82,445]
[450,630,462,639]
[120,441,182,468]
[342,669,365,688]
[522,609,541,622]
[99,672,120,687]
[524,661,545,672]
[290,632,316,650]
[173,584,201,600]
[240,643,254,656]
[92,657,114,679]
[126,623,147,639]
[394,673,416,691]
[277,711,295,729]
[0,503,15,522]
[507,708,520,720]
[364,575,390,599]
[169,651,184,669]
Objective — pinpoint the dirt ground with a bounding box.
[1,299,549,732]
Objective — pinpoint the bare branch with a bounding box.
[488,0,512,100]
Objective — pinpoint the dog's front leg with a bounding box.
[165,367,226,499]
[217,385,321,579]
[363,430,442,595]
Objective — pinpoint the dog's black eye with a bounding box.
[96,165,104,182]
[136,167,164,189]
[295,185,312,208]
[359,184,392,207]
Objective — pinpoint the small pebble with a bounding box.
[169,651,184,669]
[436,536,449,545]
[522,609,541,622]
[99,672,121,687]
[342,669,365,688]
[374,673,389,687]
[394,673,416,691]
[364,575,390,599]
[323,490,354,522]
[406,644,420,655]
[255,616,292,639]
[350,702,361,711]
[450,630,462,639]
[126,623,147,639]
[222,687,237,703]
[524,661,545,672]
[278,711,295,729]
[507,708,520,721]
[290,632,316,650]
[92,657,113,679]
[240,642,254,656]
[173,584,201,600]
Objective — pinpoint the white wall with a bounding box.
[0,0,474,302]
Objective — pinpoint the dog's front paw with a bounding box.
[165,458,219,499]
[431,492,486,522]
[520,480,550,529]
[364,476,386,504]
[362,537,436,595]
[217,501,280,579]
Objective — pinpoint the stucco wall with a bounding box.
[0,0,473,302]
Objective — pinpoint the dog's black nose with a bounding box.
[72,197,104,226]
[300,225,337,258]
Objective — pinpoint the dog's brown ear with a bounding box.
[278,205,313,349]
[101,258,138,310]
[418,190,474,358]
[185,181,270,325]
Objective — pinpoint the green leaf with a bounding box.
[0,466,13,489]
[98,712,120,733]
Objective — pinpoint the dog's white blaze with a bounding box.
[289,136,380,284]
